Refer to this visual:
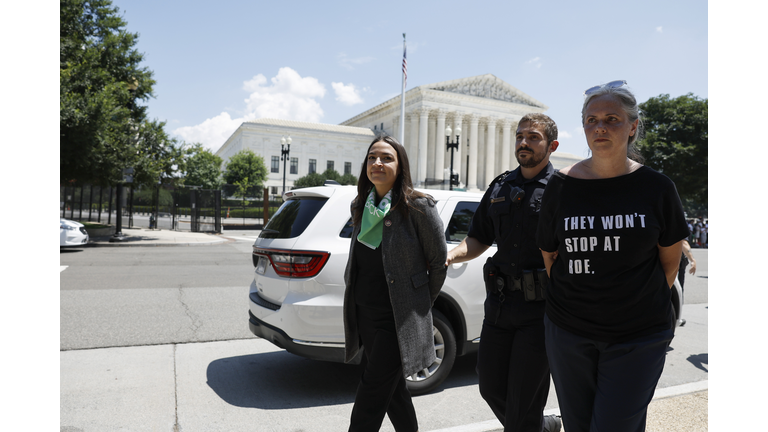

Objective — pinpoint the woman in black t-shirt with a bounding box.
[537,81,689,432]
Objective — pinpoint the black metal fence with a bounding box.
[220,184,282,230]
[60,183,284,234]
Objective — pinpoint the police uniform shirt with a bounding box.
[468,162,554,278]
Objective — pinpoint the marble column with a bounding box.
[501,119,513,172]
[452,115,463,187]
[417,107,429,187]
[408,111,419,179]
[427,114,436,181]
[435,110,446,183]
[467,114,480,191]
[485,117,497,186]
[477,122,486,188]
[510,120,520,170]
[392,115,400,145]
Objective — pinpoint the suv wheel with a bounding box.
[405,310,457,396]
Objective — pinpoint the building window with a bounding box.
[309,159,317,174]
[270,186,278,196]
[344,162,352,175]
[327,160,334,172]
[271,156,279,173]
[290,158,298,174]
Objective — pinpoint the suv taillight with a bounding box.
[253,247,330,278]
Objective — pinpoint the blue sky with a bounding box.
[112,0,708,158]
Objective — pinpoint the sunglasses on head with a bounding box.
[584,80,627,96]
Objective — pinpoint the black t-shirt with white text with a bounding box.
[536,166,689,343]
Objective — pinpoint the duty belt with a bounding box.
[500,274,522,292]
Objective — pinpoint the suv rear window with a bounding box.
[259,198,327,239]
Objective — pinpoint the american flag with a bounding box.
[402,36,407,88]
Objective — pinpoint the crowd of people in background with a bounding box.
[688,218,708,248]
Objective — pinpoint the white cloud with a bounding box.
[332,82,364,106]
[525,57,542,69]
[173,112,242,151]
[173,67,326,152]
[559,131,573,139]
[656,26,663,33]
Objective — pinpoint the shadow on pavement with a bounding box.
[206,350,361,409]
[206,348,481,409]
[687,353,708,373]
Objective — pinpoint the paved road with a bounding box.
[60,237,708,431]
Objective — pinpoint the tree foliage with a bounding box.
[222,150,268,188]
[183,143,223,189]
[293,169,357,189]
[60,0,182,186]
[637,93,708,214]
[293,173,327,189]
[339,173,358,185]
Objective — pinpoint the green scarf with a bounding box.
[357,188,392,249]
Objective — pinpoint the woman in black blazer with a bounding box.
[343,135,447,432]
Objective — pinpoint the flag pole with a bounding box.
[399,33,406,145]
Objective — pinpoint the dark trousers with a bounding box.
[544,314,673,432]
[349,306,418,432]
[477,291,550,432]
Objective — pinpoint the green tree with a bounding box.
[321,168,341,182]
[293,172,327,189]
[293,169,358,189]
[183,143,223,189]
[233,177,251,209]
[637,93,708,215]
[61,0,181,187]
[223,149,268,189]
[339,173,358,185]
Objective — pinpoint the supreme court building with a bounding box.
[216,74,580,195]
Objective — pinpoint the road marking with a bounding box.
[60,266,68,272]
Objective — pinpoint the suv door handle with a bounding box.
[451,263,465,270]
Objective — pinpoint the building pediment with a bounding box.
[423,74,547,110]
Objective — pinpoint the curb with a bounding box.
[82,234,234,247]
[424,380,708,432]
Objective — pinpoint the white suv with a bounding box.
[248,184,495,394]
[247,183,685,395]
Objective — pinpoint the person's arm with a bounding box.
[681,239,697,275]
[412,199,448,303]
[658,240,683,288]
[540,249,559,277]
[445,236,491,266]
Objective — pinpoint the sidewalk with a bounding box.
[60,337,707,432]
[87,227,233,247]
[432,383,708,432]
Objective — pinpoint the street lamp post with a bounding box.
[445,125,462,190]
[280,136,292,196]
[110,167,133,241]
[110,79,139,242]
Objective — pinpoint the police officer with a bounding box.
[446,113,561,432]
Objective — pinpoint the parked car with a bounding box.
[60,218,89,247]
[247,184,685,395]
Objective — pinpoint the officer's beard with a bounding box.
[515,147,546,168]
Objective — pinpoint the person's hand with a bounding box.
[445,251,454,267]
[689,260,697,275]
